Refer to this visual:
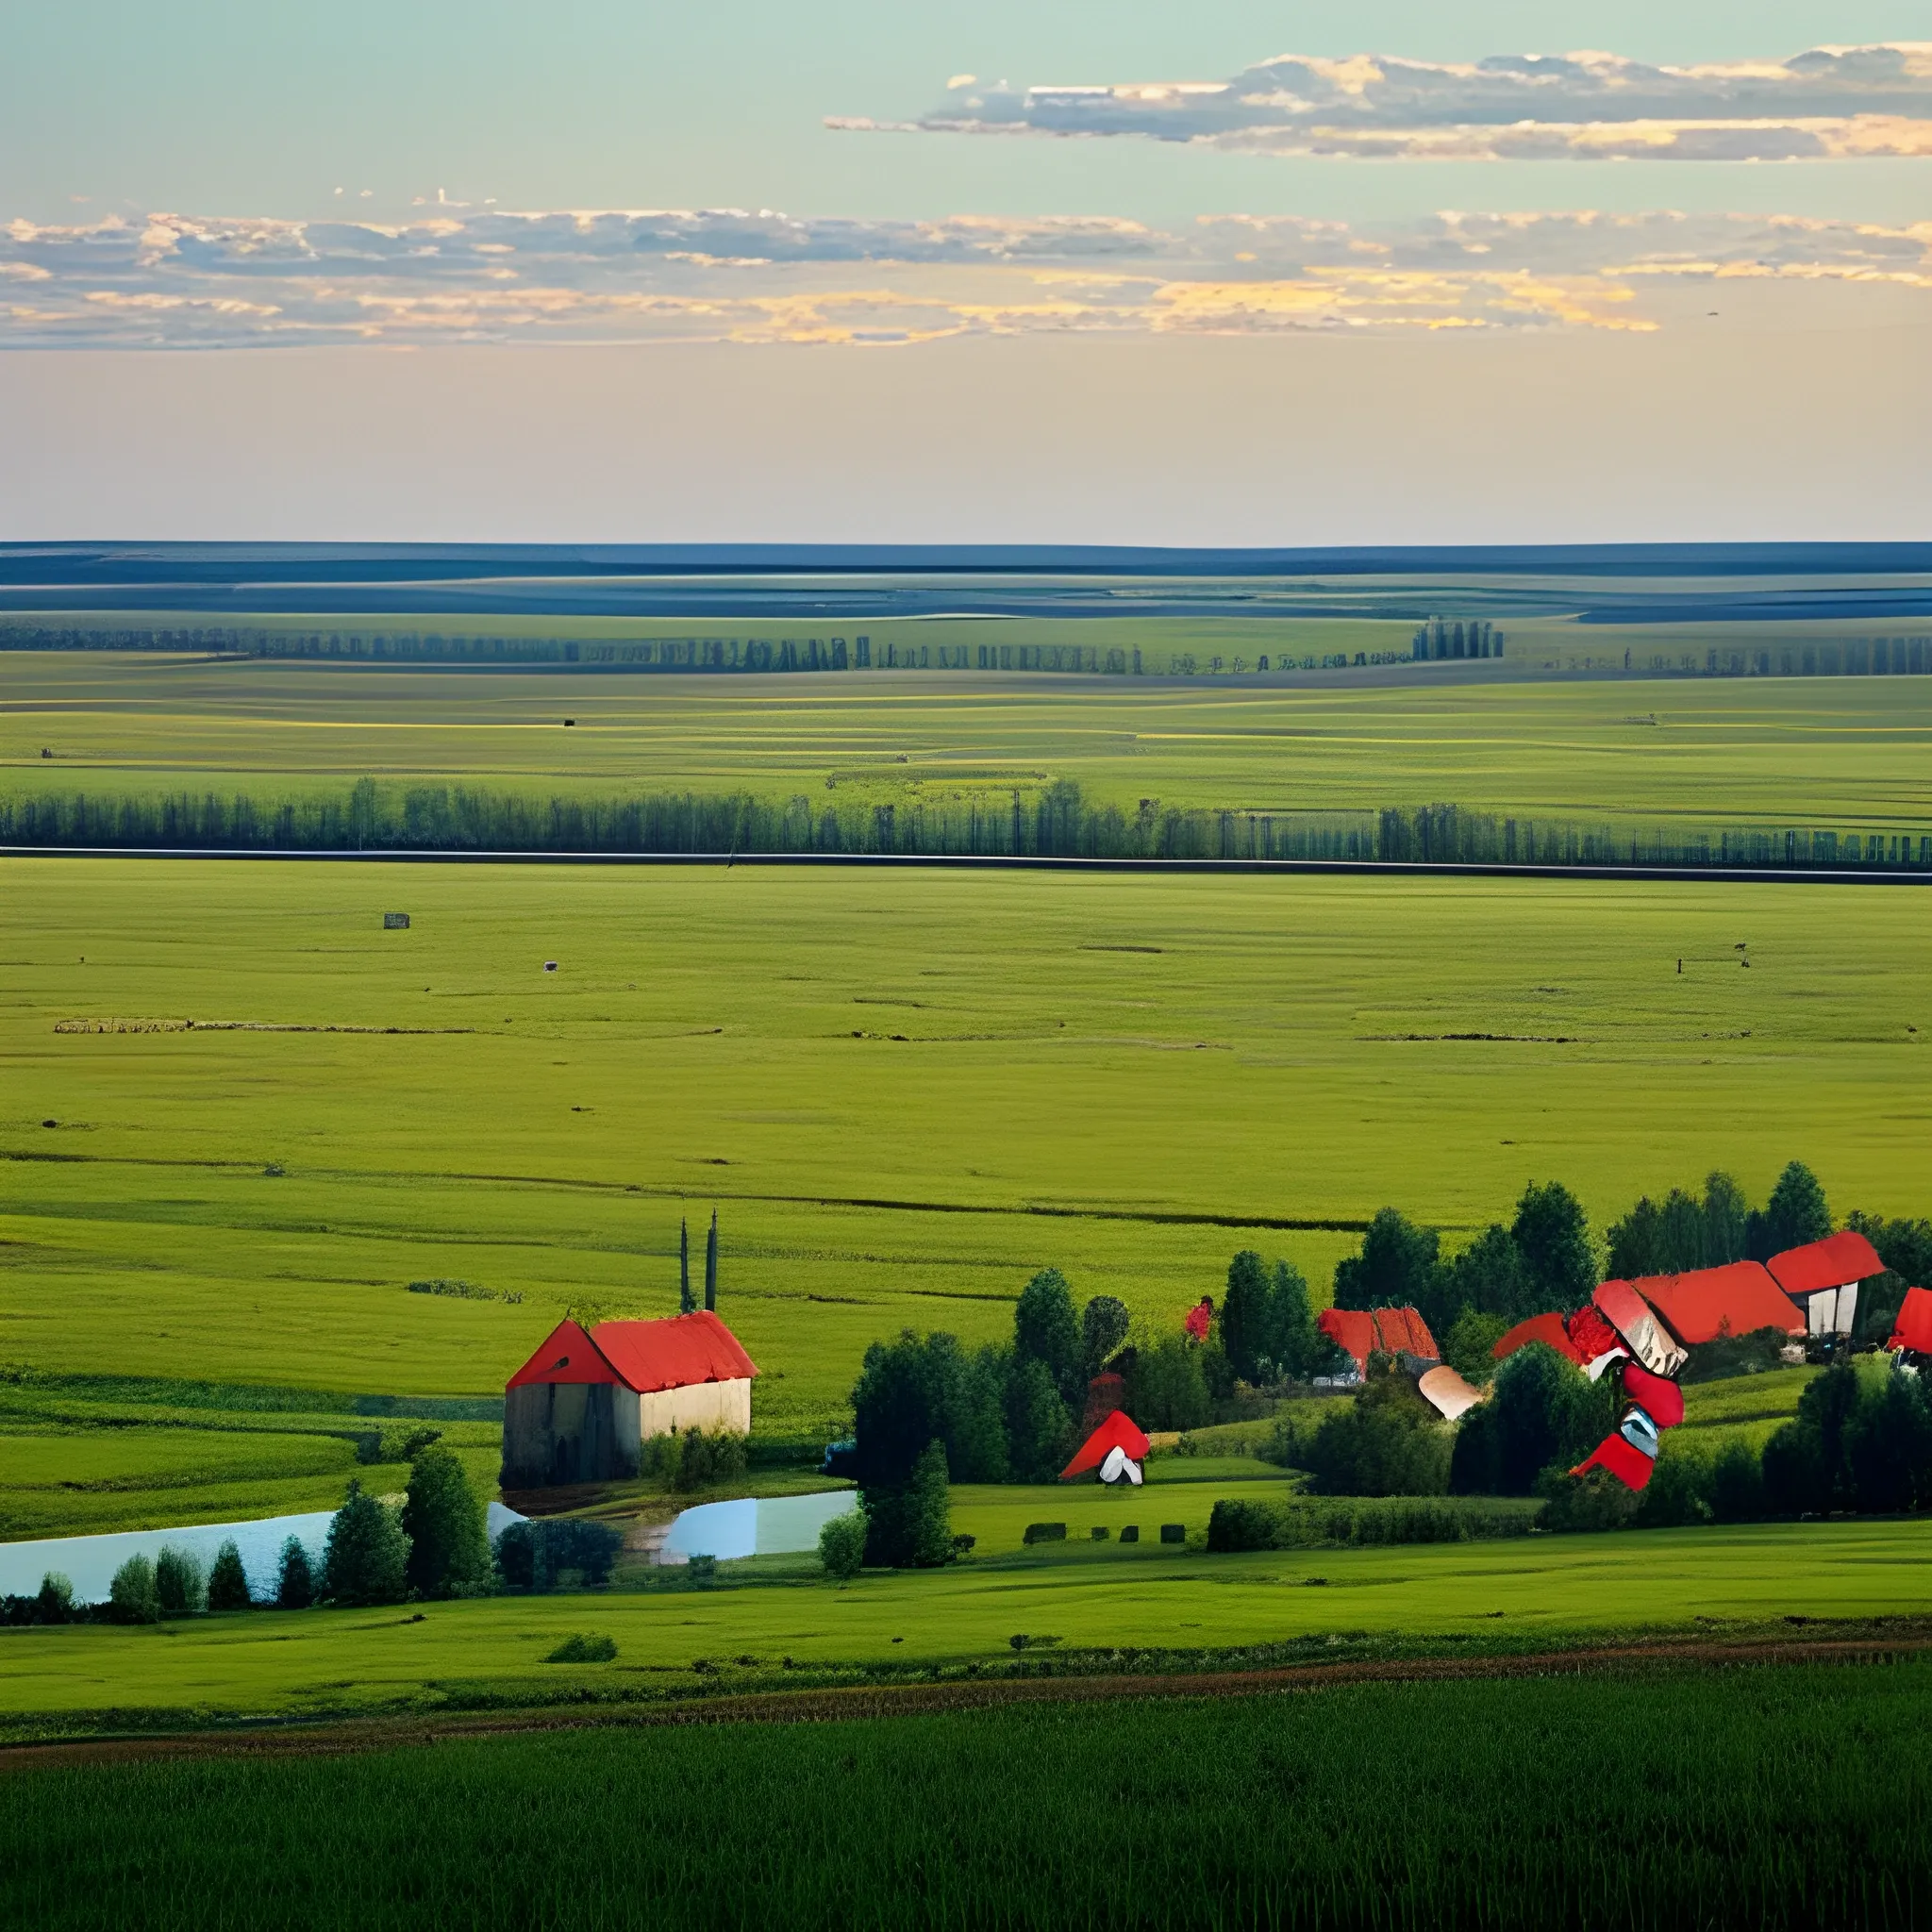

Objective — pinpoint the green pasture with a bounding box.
[3,858,1926,1469]
[6,651,1932,835]
[1,1517,1925,1727]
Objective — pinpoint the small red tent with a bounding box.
[1060,1408,1152,1481]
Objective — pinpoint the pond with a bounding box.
[0,1502,527,1605]
[658,1490,857,1564]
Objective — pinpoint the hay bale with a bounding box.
[1159,1523,1186,1545]
[382,913,410,930]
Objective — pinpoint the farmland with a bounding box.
[5,1657,1927,1929]
[0,1517,1926,1729]
[4,857,1929,1459]
[6,651,1932,840]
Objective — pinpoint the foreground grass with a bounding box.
[2,1518,1925,1730]
[3,1660,1928,1929]
[5,859,1928,1442]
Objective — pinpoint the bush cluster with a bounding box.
[1208,1495,1539,1552]
[641,1426,749,1493]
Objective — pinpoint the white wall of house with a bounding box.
[1805,1284,1858,1339]
[639,1377,752,1440]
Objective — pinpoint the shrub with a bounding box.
[1208,1496,1539,1551]
[1709,1439,1767,1522]
[819,1509,867,1580]
[492,1518,624,1591]
[1090,1525,1108,1541]
[34,1572,75,1624]
[402,1444,492,1598]
[1679,1329,1790,1383]
[154,1545,205,1617]
[1022,1523,1067,1545]
[646,1426,748,1493]
[1451,1342,1612,1495]
[276,1536,314,1609]
[322,1479,410,1606]
[1159,1524,1186,1545]
[1124,1333,1210,1432]
[1119,1524,1140,1543]
[1206,1499,1278,1553]
[1444,1308,1510,1382]
[684,1554,718,1586]
[109,1554,159,1624]
[545,1632,617,1662]
[1536,1468,1641,1534]
[1302,1378,1452,1497]
[206,1541,251,1611]
[1080,1294,1131,1377]
[1634,1446,1713,1528]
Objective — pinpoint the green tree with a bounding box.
[276,1536,314,1609]
[908,1439,953,1567]
[1511,1181,1597,1310]
[1445,1224,1532,1324]
[1451,1342,1610,1495]
[1606,1196,1667,1282]
[1080,1294,1131,1379]
[1708,1438,1767,1522]
[1444,1308,1510,1381]
[951,1343,1012,1485]
[108,1554,159,1624]
[678,1216,695,1314]
[1124,1333,1210,1431]
[1219,1251,1272,1385]
[206,1541,251,1611]
[1333,1209,1444,1325]
[1844,1209,1932,1343]
[818,1509,866,1580]
[1013,1267,1082,1410]
[1268,1260,1337,1380]
[322,1479,410,1607]
[154,1545,204,1617]
[1302,1378,1452,1497]
[402,1444,492,1598]
[1006,1357,1074,1482]
[1702,1172,1751,1265]
[34,1573,75,1624]
[1749,1160,1831,1260]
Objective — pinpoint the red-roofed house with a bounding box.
[1766,1231,1884,1341]
[1371,1307,1441,1365]
[502,1312,759,1489]
[1317,1307,1377,1382]
[1629,1260,1803,1348]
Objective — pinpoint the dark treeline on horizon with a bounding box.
[3,779,1926,873]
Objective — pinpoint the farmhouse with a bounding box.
[1317,1305,1441,1382]
[500,1311,758,1489]
[1766,1230,1884,1340]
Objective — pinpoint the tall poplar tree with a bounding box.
[679,1217,695,1314]
[704,1210,719,1312]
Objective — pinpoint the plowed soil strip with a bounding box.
[5,1633,1929,1774]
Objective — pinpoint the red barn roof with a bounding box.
[1318,1307,1378,1373]
[1766,1231,1884,1299]
[505,1311,758,1394]
[505,1319,621,1390]
[1060,1408,1152,1480]
[1632,1260,1802,1345]
[1373,1307,1440,1359]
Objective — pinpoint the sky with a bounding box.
[2,1,1928,541]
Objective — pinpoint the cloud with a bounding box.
[834,42,1932,161]
[3,206,1928,347]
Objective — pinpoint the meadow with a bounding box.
[5,856,1928,1474]
[1,1517,1926,1728]
[6,1659,1930,1929]
[6,651,1932,839]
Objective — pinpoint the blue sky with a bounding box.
[2,3,1927,540]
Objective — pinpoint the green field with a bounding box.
[7,652,1932,837]
[5,856,1927,1460]
[2,1517,1926,1727]
[6,1659,1927,1929]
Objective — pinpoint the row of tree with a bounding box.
[5,778,1924,872]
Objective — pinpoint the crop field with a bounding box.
[4,857,1927,1467]
[6,1658,1930,1930]
[6,652,1932,838]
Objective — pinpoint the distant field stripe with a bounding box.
[5,846,1930,884]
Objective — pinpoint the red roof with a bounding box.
[591,1311,758,1394]
[1766,1231,1884,1299]
[1372,1307,1440,1359]
[1318,1307,1378,1372]
[505,1311,758,1394]
[1632,1260,1803,1345]
[505,1319,621,1390]
[1491,1311,1582,1366]
[1060,1408,1152,1480]
[1572,1430,1654,1493]
[1889,1286,1932,1354]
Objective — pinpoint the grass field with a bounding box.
[5,1658,1928,1929]
[1,1517,1926,1727]
[5,857,1927,1460]
[7,653,1932,836]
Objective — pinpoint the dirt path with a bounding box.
[5,1630,1929,1774]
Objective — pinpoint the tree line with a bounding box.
[5,777,1925,873]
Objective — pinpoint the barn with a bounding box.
[1766,1231,1885,1341]
[500,1311,759,1490]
